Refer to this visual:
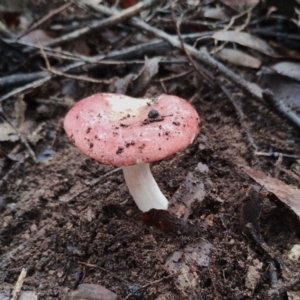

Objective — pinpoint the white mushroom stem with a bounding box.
[122,163,169,212]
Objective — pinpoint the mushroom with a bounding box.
[64,93,200,212]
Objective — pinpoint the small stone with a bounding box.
[30,223,37,232]
[64,284,119,300]
[228,239,235,245]
[124,285,144,300]
[288,244,300,261]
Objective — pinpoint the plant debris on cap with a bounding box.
[64,93,200,166]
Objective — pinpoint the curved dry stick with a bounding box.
[89,2,300,130]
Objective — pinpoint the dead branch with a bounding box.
[0,71,48,89]
[0,107,37,163]
[0,76,51,103]
[88,3,300,130]
[18,2,72,39]
[0,153,28,190]
[78,261,128,283]
[43,0,159,48]
[246,223,287,272]
[40,46,111,84]
[0,33,202,102]
[220,85,259,151]
[169,0,216,87]
[9,268,27,300]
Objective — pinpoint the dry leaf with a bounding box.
[203,8,228,20]
[83,0,102,4]
[215,48,261,68]
[187,0,200,5]
[259,73,300,109]
[287,291,300,300]
[245,259,263,290]
[220,0,259,7]
[0,123,18,142]
[270,62,300,82]
[65,284,118,300]
[212,31,276,56]
[129,56,161,97]
[165,240,212,290]
[170,162,210,219]
[243,166,300,218]
[141,209,202,236]
[110,73,136,94]
[19,29,53,45]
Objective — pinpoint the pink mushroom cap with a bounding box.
[64,93,200,166]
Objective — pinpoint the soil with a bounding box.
[1,3,300,300]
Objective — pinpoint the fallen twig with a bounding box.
[0,153,28,190]
[18,2,72,39]
[254,151,299,159]
[246,223,287,272]
[211,3,257,54]
[9,268,27,300]
[124,272,182,300]
[0,107,37,163]
[88,3,300,130]
[40,46,110,84]
[59,167,121,202]
[78,261,127,283]
[0,76,51,103]
[0,33,203,102]
[0,71,47,89]
[43,0,159,48]
[220,85,259,151]
[169,0,216,87]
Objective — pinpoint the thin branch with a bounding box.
[0,107,37,163]
[78,261,128,283]
[0,33,202,101]
[39,46,110,84]
[254,151,299,159]
[169,0,216,87]
[17,2,72,39]
[124,272,183,300]
[220,84,259,151]
[88,3,300,130]
[43,0,159,48]
[0,76,51,103]
[9,268,27,300]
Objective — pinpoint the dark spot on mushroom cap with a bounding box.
[125,140,135,147]
[86,127,91,134]
[120,123,129,128]
[173,121,180,126]
[116,147,124,154]
[89,142,93,149]
[138,144,146,152]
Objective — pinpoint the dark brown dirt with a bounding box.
[1,17,300,300]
